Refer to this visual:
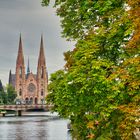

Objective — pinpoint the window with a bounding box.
[19,66,22,78]
[41,89,44,96]
[27,83,36,93]
[41,66,43,78]
[19,89,22,96]
[19,81,22,86]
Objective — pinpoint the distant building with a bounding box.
[9,35,48,104]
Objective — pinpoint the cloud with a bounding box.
[0,0,75,85]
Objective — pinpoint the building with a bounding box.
[9,35,48,104]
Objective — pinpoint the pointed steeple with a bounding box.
[27,57,30,75]
[37,35,48,81]
[38,35,46,66]
[9,70,12,85]
[27,57,30,77]
[15,34,25,85]
[16,34,24,65]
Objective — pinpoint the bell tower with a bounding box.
[37,35,48,104]
[15,34,26,99]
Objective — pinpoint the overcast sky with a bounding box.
[0,0,74,85]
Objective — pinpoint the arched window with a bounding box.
[19,89,22,96]
[41,66,43,78]
[19,66,22,78]
[41,89,44,96]
[25,98,29,104]
[30,98,33,104]
[35,98,38,104]
[19,81,22,86]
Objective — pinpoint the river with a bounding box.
[0,112,72,140]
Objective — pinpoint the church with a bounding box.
[9,35,48,104]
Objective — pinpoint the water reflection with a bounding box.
[0,112,71,140]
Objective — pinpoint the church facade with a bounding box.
[9,35,48,104]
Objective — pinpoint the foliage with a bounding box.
[0,80,3,91]
[43,0,140,139]
[42,0,128,40]
[6,84,17,104]
[0,84,17,105]
[0,91,5,105]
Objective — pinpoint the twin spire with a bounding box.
[27,57,30,75]
[16,34,46,74]
[38,35,46,66]
[16,34,24,65]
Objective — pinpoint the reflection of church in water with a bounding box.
[9,35,48,104]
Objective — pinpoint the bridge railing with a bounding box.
[0,104,53,111]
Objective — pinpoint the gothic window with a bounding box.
[41,99,44,104]
[41,81,43,86]
[19,89,22,96]
[41,89,44,96]
[41,66,44,78]
[19,81,22,86]
[35,98,38,104]
[19,66,22,78]
[30,98,33,104]
[25,98,29,104]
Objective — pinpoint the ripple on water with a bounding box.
[0,113,71,140]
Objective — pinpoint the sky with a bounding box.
[0,0,74,85]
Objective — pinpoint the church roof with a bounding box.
[26,73,37,79]
[9,73,38,88]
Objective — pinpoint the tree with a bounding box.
[0,84,16,105]
[109,1,140,138]
[6,84,17,104]
[0,90,7,104]
[0,80,6,104]
[42,0,128,40]
[43,0,140,139]
[0,80,4,91]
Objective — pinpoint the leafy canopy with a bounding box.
[42,0,140,139]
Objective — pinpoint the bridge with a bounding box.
[0,104,53,116]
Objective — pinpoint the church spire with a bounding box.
[27,57,30,75]
[38,35,46,66]
[16,34,24,65]
[37,35,48,81]
[9,69,12,85]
